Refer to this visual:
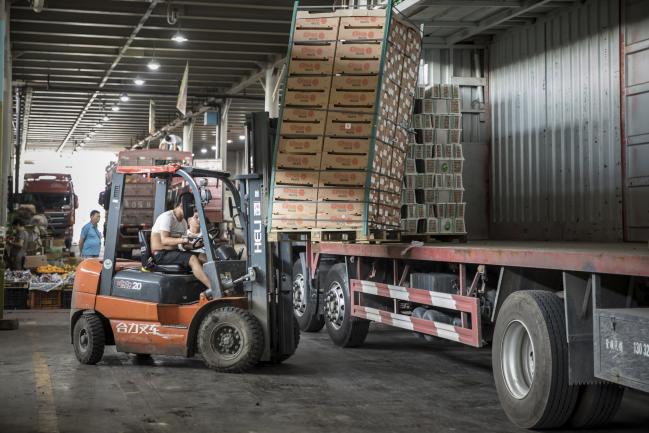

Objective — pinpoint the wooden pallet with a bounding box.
[269,228,401,244]
[401,233,468,244]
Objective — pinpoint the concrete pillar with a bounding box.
[264,66,279,119]
[219,99,231,172]
[0,0,10,226]
[0,0,19,329]
[182,118,194,152]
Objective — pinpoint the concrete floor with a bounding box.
[1,310,648,433]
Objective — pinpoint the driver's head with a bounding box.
[174,193,194,219]
[189,211,200,231]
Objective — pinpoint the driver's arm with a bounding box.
[159,230,188,247]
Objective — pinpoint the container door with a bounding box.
[624,0,649,241]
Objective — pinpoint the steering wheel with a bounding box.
[190,236,204,250]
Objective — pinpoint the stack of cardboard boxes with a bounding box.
[401,84,467,236]
[270,8,422,235]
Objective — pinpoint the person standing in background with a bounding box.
[79,210,102,258]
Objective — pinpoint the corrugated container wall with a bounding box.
[489,0,622,241]
[422,47,489,239]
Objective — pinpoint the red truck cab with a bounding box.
[20,173,78,249]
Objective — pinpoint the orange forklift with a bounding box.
[69,159,299,372]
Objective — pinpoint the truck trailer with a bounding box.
[265,0,649,429]
[18,173,78,249]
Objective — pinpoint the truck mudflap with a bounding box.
[350,279,482,347]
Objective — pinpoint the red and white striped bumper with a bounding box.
[351,279,482,347]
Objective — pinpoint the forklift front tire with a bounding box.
[73,313,106,365]
[198,307,264,373]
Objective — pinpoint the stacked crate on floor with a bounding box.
[270,8,422,237]
[401,84,466,236]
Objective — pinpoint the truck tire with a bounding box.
[492,290,578,429]
[293,259,324,332]
[323,263,369,348]
[198,307,264,373]
[567,383,624,428]
[73,313,105,365]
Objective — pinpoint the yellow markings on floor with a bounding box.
[28,328,60,433]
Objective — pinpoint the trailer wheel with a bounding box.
[492,290,578,429]
[292,259,324,332]
[323,263,369,347]
[73,313,105,365]
[198,307,264,373]
[567,383,624,428]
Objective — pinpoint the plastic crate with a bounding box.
[4,288,30,309]
[29,290,62,309]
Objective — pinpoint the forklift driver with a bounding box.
[150,195,211,291]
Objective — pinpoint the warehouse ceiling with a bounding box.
[12,0,578,155]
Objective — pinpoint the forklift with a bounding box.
[69,113,298,372]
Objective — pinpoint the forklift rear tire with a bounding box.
[293,259,325,332]
[73,313,105,365]
[323,263,369,348]
[198,307,264,373]
[492,290,578,429]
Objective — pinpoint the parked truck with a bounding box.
[18,173,78,249]
[99,150,192,258]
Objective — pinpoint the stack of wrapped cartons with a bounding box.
[269,7,422,238]
[401,84,467,236]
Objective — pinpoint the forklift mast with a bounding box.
[240,112,297,361]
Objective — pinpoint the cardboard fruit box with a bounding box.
[293,15,340,42]
[277,136,323,154]
[338,15,386,41]
[291,42,336,60]
[286,75,332,91]
[274,170,320,187]
[275,152,322,170]
[325,112,374,137]
[288,58,334,76]
[272,201,317,219]
[323,137,372,154]
[284,90,330,109]
[273,187,318,202]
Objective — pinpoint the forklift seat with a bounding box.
[138,230,190,274]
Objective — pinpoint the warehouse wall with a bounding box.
[422,47,489,239]
[489,0,623,241]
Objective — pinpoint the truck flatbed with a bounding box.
[313,241,649,277]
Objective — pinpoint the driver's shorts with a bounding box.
[154,250,195,269]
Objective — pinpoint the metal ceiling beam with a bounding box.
[56,0,160,152]
[227,55,285,95]
[398,0,522,11]
[445,0,553,45]
[420,21,479,28]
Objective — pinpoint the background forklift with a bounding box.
[69,116,298,372]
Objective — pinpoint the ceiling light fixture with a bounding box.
[210,145,217,150]
[239,135,245,140]
[111,105,120,112]
[200,148,207,154]
[147,58,160,71]
[96,123,103,128]
[171,31,188,43]
[133,78,145,86]
[226,139,232,144]
[120,92,130,102]
[103,114,110,122]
